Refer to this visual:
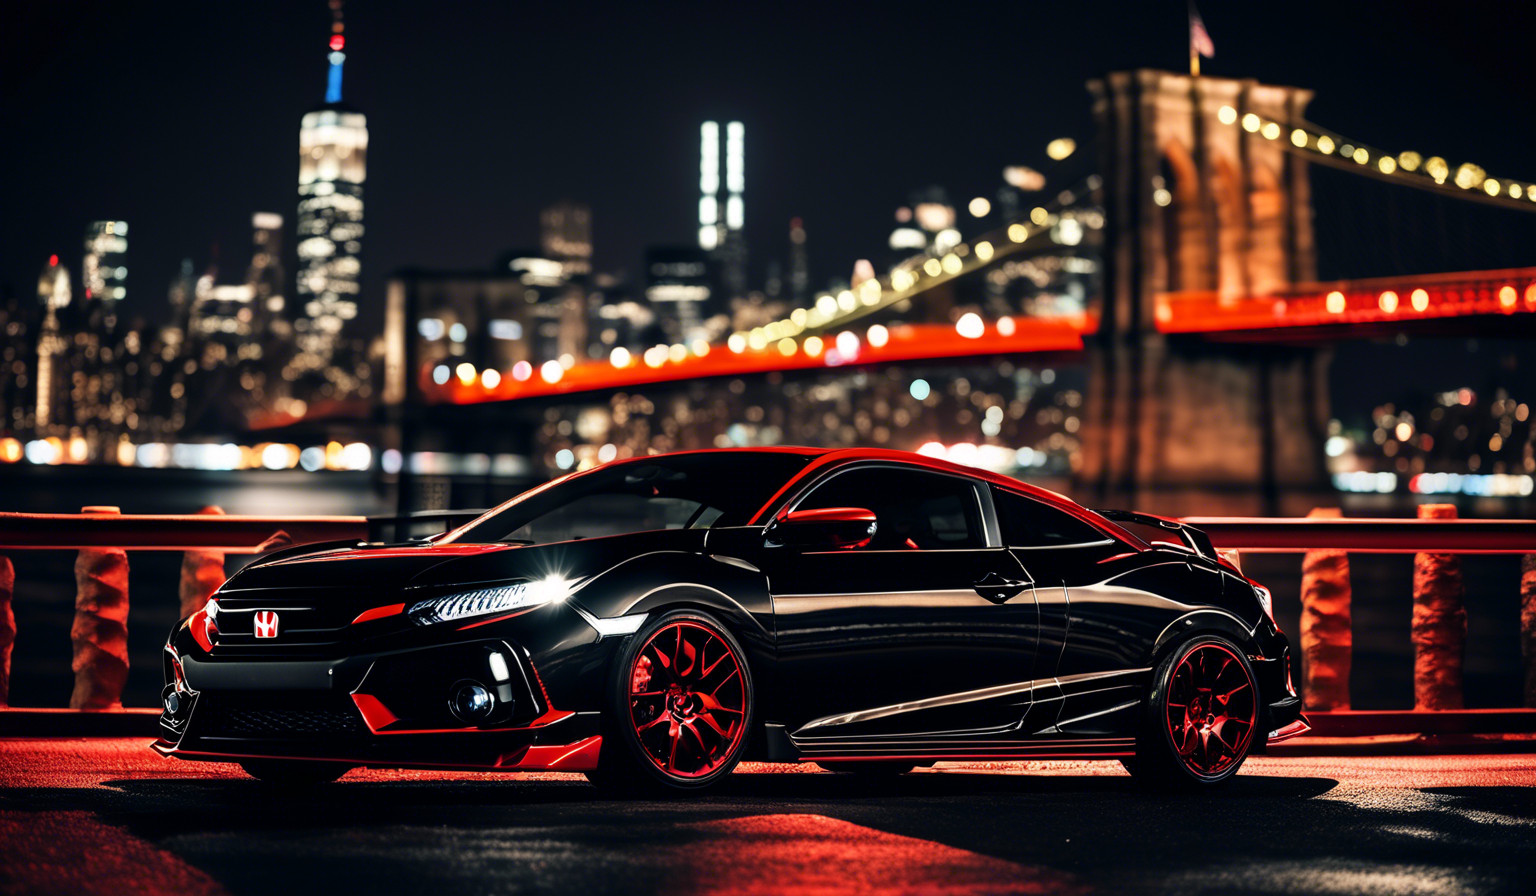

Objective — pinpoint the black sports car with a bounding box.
[156,447,1307,790]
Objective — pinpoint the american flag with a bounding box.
[1190,5,1215,58]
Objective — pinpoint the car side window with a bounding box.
[992,487,1107,548]
[796,467,987,550]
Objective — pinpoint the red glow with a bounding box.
[1155,268,1536,335]
[421,318,1092,405]
[48,254,58,267]
[329,34,345,50]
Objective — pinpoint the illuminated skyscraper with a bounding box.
[247,212,286,321]
[699,121,747,299]
[295,5,366,365]
[34,255,70,431]
[540,201,593,277]
[82,220,127,327]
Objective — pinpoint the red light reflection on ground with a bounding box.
[658,813,1087,895]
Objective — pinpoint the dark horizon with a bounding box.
[4,0,1535,331]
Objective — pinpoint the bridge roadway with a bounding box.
[2,738,1533,895]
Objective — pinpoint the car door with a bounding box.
[760,463,1039,742]
[990,486,1152,737]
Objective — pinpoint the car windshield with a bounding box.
[445,451,816,545]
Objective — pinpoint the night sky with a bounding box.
[4,0,1535,334]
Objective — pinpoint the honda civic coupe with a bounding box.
[155,447,1307,791]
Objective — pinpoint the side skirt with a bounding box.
[785,735,1136,762]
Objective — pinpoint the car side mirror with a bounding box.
[766,507,878,550]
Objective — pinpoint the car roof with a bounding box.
[446,446,1137,548]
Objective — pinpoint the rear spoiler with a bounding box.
[1096,509,1219,561]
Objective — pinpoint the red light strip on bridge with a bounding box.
[423,318,1091,405]
[1157,269,1536,334]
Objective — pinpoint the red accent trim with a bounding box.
[349,690,574,735]
[1097,552,1140,565]
[1268,716,1311,742]
[350,693,399,731]
[501,735,603,771]
[351,603,405,625]
[155,739,593,772]
[455,605,541,630]
[165,647,188,690]
[189,606,215,653]
[809,751,1135,761]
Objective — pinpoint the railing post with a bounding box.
[179,505,227,619]
[0,555,14,708]
[69,506,129,711]
[1413,503,1466,710]
[1521,553,1535,708]
[1299,507,1351,710]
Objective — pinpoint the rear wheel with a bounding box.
[588,610,754,795]
[1128,635,1259,788]
[238,759,350,787]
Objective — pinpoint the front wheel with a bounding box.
[1128,635,1260,788]
[590,609,755,795]
[238,759,351,787]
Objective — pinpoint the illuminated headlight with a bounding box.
[407,576,575,626]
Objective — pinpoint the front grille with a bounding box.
[200,703,366,738]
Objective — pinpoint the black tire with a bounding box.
[238,759,351,787]
[1127,634,1260,789]
[588,609,755,795]
[815,761,917,776]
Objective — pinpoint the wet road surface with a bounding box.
[2,739,1533,895]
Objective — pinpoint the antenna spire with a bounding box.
[325,0,346,103]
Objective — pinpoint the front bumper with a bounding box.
[1250,638,1310,745]
[155,637,603,772]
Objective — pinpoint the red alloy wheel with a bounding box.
[626,621,747,779]
[1164,642,1257,779]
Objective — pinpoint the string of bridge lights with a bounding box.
[722,177,1101,358]
[434,179,1102,393]
[1214,104,1536,209]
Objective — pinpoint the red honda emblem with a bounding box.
[253,611,279,639]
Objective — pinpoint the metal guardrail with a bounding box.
[0,511,368,554]
[0,509,488,554]
[1184,517,1536,554]
[0,510,1532,720]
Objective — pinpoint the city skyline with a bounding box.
[5,0,1536,333]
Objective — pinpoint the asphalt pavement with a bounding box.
[2,739,1534,895]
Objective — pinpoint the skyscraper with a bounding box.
[540,201,593,277]
[295,4,366,366]
[34,256,70,431]
[699,121,747,300]
[81,220,127,328]
[247,212,286,321]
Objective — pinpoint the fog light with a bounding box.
[164,691,182,715]
[449,681,495,723]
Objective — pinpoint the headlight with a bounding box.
[407,576,574,626]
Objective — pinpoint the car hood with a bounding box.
[223,528,712,594]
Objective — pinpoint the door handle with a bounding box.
[974,571,1030,603]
